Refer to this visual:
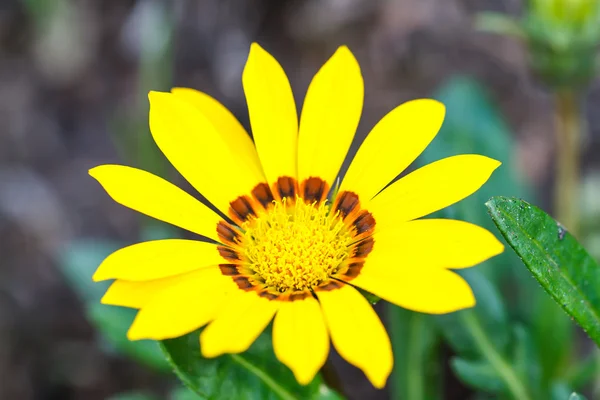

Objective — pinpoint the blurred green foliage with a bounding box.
[58,237,201,399]
[568,392,588,400]
[59,239,170,372]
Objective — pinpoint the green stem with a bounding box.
[388,306,437,400]
[230,354,297,400]
[554,90,582,236]
[407,314,425,400]
[461,311,532,400]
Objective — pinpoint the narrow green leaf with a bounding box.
[451,358,504,392]
[487,196,600,347]
[436,269,509,357]
[437,270,537,399]
[458,311,533,400]
[161,330,340,400]
[511,325,542,398]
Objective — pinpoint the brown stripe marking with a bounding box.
[258,290,280,300]
[273,176,297,201]
[278,290,311,302]
[353,211,376,235]
[232,276,256,290]
[340,261,364,279]
[351,237,374,258]
[289,291,311,301]
[333,191,360,220]
[301,177,329,204]
[217,221,241,245]
[217,246,241,262]
[219,264,240,276]
[315,279,344,291]
[229,195,257,225]
[251,183,275,209]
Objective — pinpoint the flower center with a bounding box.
[217,178,376,298]
[239,199,352,292]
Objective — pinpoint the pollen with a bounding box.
[239,199,353,292]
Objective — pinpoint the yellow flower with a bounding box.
[90,43,504,388]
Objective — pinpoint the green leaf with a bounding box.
[487,197,600,347]
[161,330,341,400]
[451,358,504,392]
[567,393,588,400]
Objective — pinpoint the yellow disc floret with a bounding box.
[240,198,352,292]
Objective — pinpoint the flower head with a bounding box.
[90,43,504,388]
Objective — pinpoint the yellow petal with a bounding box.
[148,91,264,214]
[368,155,501,231]
[101,272,197,309]
[341,99,445,200]
[316,284,392,389]
[347,222,488,313]
[351,266,475,314]
[171,88,264,180]
[243,43,298,184]
[127,267,233,340]
[200,290,279,358]
[298,46,363,187]
[273,296,329,385]
[369,219,504,270]
[89,165,221,241]
[93,239,224,282]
